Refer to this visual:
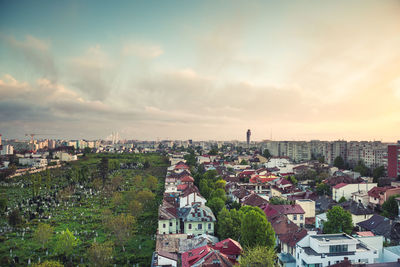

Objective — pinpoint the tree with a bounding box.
[34,223,54,248]
[240,159,248,165]
[207,197,225,215]
[132,175,143,189]
[183,151,197,167]
[199,179,212,200]
[338,196,347,203]
[8,209,23,227]
[262,149,271,159]
[109,214,136,252]
[111,175,123,191]
[214,179,226,190]
[217,208,243,240]
[83,147,92,154]
[239,246,277,267]
[54,228,79,257]
[99,158,109,187]
[211,188,227,202]
[382,195,399,218]
[144,175,158,191]
[240,205,266,217]
[87,241,114,267]
[333,156,345,169]
[32,261,64,267]
[135,190,155,207]
[323,206,353,234]
[0,193,7,215]
[316,183,330,196]
[111,192,123,207]
[354,160,370,176]
[241,210,275,248]
[128,200,143,216]
[373,166,385,183]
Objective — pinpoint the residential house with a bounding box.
[368,186,400,209]
[268,214,307,267]
[264,204,306,227]
[151,251,178,267]
[296,233,379,267]
[230,187,251,204]
[332,183,377,202]
[241,193,268,208]
[339,201,374,226]
[357,214,400,244]
[158,201,180,234]
[181,238,242,267]
[179,203,216,236]
[295,199,316,226]
[179,186,207,208]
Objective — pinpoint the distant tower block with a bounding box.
[246,129,251,147]
[0,134,2,146]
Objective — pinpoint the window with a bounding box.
[329,245,348,253]
[293,214,297,220]
[170,222,173,227]
[198,223,202,230]
[300,214,304,220]
[163,223,166,228]
[189,224,192,229]
[208,223,212,229]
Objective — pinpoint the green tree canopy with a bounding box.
[240,210,275,248]
[373,166,385,182]
[333,156,345,169]
[87,241,114,267]
[323,206,353,234]
[382,195,399,218]
[316,183,330,196]
[207,197,225,215]
[239,205,266,217]
[34,223,54,248]
[32,261,64,267]
[54,228,79,257]
[262,149,271,159]
[239,246,277,267]
[354,160,370,176]
[338,196,347,203]
[217,208,243,240]
[211,188,227,202]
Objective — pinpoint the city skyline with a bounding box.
[1,0,400,141]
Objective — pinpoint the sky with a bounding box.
[1,0,400,141]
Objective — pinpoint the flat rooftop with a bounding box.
[311,234,353,242]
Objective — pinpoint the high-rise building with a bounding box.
[387,141,400,178]
[246,129,251,146]
[0,134,2,146]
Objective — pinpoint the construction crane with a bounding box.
[25,133,55,152]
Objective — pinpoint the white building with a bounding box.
[0,144,14,155]
[332,183,377,202]
[296,233,378,267]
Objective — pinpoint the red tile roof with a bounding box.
[333,182,348,189]
[368,186,394,198]
[242,193,269,208]
[181,175,195,183]
[264,204,305,216]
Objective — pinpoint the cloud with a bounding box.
[122,43,163,59]
[1,34,57,80]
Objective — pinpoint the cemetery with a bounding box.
[0,153,168,266]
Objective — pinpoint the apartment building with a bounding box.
[296,233,378,267]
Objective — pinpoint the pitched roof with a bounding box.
[181,185,202,198]
[338,200,374,215]
[159,201,179,220]
[181,175,195,183]
[265,204,305,216]
[357,214,392,238]
[241,193,268,208]
[213,238,243,257]
[179,203,216,222]
[232,187,251,200]
[333,182,348,189]
[158,250,178,261]
[368,186,394,198]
